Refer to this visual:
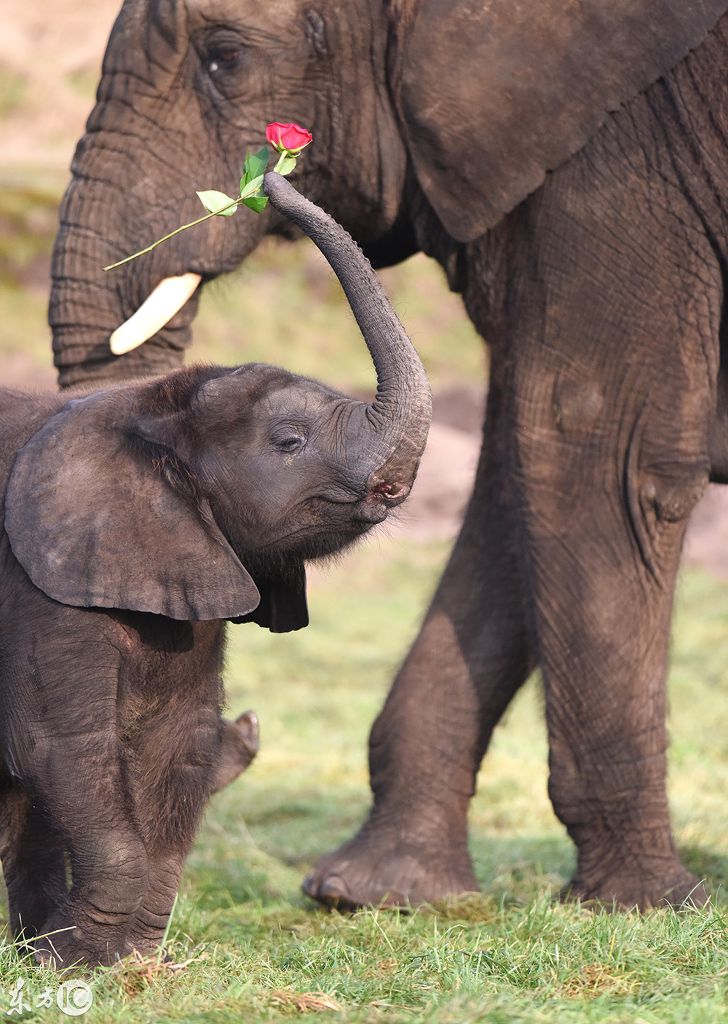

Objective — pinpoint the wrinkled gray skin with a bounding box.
[0,175,430,967]
[51,0,728,910]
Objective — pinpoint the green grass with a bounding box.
[0,541,725,1023]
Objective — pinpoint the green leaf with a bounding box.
[242,195,269,214]
[274,153,297,177]
[239,174,264,199]
[196,190,238,216]
[240,146,270,192]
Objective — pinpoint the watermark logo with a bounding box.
[5,978,93,1017]
[56,981,93,1017]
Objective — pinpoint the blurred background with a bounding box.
[0,5,726,1011]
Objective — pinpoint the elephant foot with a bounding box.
[303,816,478,910]
[562,863,708,911]
[123,918,173,959]
[33,909,140,968]
[34,924,125,969]
[34,931,153,969]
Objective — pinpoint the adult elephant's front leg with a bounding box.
[511,345,710,909]
[305,366,536,908]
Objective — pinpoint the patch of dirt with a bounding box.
[432,383,485,435]
[2,351,55,391]
[389,414,480,542]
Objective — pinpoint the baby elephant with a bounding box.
[0,173,431,967]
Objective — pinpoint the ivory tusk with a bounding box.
[109,272,202,356]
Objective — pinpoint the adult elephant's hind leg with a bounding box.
[305,367,536,908]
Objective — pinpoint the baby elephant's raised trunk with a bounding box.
[263,172,432,500]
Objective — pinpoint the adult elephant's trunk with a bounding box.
[47,0,260,391]
[263,172,431,494]
[50,173,201,389]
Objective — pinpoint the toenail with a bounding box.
[319,876,348,902]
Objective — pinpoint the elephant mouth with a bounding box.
[369,480,410,505]
[258,503,389,556]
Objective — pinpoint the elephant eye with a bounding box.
[274,433,307,454]
[207,47,241,74]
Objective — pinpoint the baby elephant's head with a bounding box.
[171,360,423,566]
[6,176,431,633]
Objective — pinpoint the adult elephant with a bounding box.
[50,0,728,909]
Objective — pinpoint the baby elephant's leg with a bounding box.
[27,735,149,968]
[125,710,258,953]
[123,701,226,954]
[1,634,147,966]
[0,783,67,940]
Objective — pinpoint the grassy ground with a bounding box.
[0,540,725,1023]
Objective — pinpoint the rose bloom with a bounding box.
[266,121,313,154]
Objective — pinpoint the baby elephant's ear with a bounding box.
[5,392,261,622]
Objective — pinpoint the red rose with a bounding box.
[265,122,313,154]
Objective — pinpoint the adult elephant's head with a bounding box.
[51,0,413,388]
[50,0,728,388]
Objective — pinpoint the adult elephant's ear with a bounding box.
[398,0,727,242]
[5,391,261,622]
